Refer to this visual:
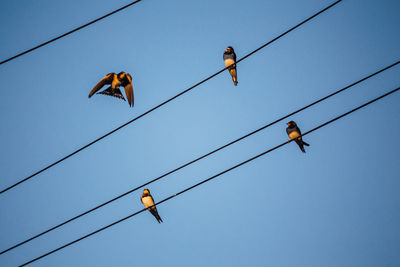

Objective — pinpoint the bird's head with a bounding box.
[143,189,150,195]
[225,46,234,53]
[117,72,125,78]
[287,121,296,127]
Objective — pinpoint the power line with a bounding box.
[0,0,342,195]
[0,0,143,66]
[19,85,400,267]
[2,58,398,256]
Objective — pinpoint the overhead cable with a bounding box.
[0,0,143,65]
[19,85,400,266]
[0,0,343,194]
[2,58,398,255]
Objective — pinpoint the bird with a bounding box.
[140,189,163,223]
[286,121,310,153]
[223,46,238,86]
[88,72,134,107]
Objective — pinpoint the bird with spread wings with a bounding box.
[88,72,134,107]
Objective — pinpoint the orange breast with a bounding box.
[288,131,300,140]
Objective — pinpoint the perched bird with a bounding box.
[223,46,238,86]
[140,189,163,223]
[88,72,134,107]
[286,121,310,153]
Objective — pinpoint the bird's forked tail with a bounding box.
[229,68,238,86]
[150,207,163,223]
[98,87,126,100]
[295,139,307,153]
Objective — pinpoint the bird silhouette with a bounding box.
[141,189,163,223]
[88,72,134,107]
[223,46,238,86]
[286,121,310,153]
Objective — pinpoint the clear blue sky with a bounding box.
[1,0,399,266]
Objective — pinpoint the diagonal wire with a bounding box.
[0,0,143,65]
[19,85,400,267]
[2,58,398,256]
[0,0,343,195]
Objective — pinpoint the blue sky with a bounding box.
[0,0,399,266]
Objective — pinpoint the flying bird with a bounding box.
[88,72,134,107]
[141,189,163,223]
[286,121,310,153]
[223,46,238,86]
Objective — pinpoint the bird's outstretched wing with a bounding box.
[88,73,115,98]
[121,73,134,107]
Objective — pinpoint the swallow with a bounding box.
[223,46,238,86]
[141,189,163,223]
[88,72,134,107]
[286,121,310,153]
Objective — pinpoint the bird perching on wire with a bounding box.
[223,46,238,86]
[141,189,163,223]
[88,72,134,107]
[286,121,310,153]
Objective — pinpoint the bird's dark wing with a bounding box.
[150,206,163,223]
[122,73,134,107]
[88,73,114,98]
[232,52,237,62]
[295,139,306,153]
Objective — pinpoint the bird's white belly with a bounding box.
[142,196,154,208]
[224,58,235,68]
